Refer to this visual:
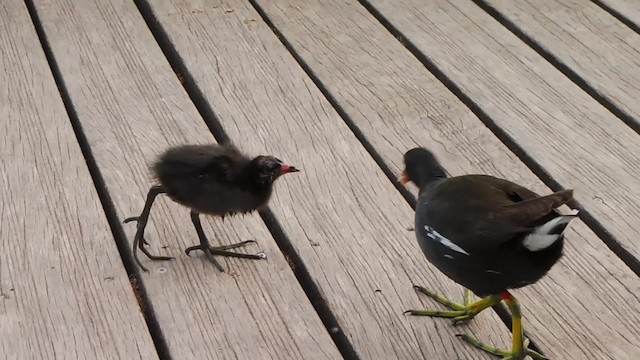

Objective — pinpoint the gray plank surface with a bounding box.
[596,0,640,28]
[366,0,640,273]
[0,2,158,359]
[253,0,640,359]
[31,0,341,359]
[143,0,516,359]
[483,0,640,128]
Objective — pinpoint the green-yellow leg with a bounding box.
[457,291,548,360]
[404,285,501,324]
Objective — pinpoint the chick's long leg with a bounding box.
[404,286,500,324]
[456,291,547,360]
[123,185,174,272]
[184,210,267,272]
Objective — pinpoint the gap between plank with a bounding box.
[358,0,640,289]
[23,1,172,359]
[590,0,640,35]
[246,0,548,356]
[132,0,360,359]
[245,0,416,207]
[472,0,640,135]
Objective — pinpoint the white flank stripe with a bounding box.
[424,225,470,255]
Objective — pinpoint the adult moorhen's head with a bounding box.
[399,147,446,188]
[249,155,300,186]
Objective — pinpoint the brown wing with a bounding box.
[483,177,574,228]
[500,189,573,226]
[456,176,573,246]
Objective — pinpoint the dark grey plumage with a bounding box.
[125,142,299,272]
[401,147,579,359]
[403,147,576,295]
[153,143,291,217]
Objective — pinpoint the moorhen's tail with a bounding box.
[500,189,578,252]
[522,208,579,251]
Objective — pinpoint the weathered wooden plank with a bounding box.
[251,1,640,359]
[481,0,640,129]
[596,0,640,28]
[0,2,158,359]
[365,0,640,272]
[31,0,341,359]
[143,0,514,359]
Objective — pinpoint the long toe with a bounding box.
[134,253,148,273]
[211,240,257,251]
[208,247,267,260]
[184,244,225,271]
[147,254,175,261]
[183,241,266,272]
[405,309,477,326]
[184,244,202,256]
[405,286,491,324]
[412,285,468,311]
[456,334,512,358]
[123,216,140,224]
[455,334,547,360]
[135,243,173,270]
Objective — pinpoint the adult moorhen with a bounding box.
[400,147,578,360]
[124,143,300,272]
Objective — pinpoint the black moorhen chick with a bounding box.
[400,147,578,360]
[124,143,299,272]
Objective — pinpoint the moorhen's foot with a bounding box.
[403,286,499,325]
[184,240,267,272]
[124,216,149,246]
[123,215,174,272]
[456,334,547,360]
[123,216,140,224]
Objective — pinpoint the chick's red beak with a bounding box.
[398,169,409,184]
[280,163,300,174]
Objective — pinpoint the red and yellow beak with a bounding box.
[280,163,300,174]
[398,169,409,184]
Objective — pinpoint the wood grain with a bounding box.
[366,0,640,270]
[251,1,640,359]
[482,0,640,128]
[0,2,158,359]
[144,0,515,359]
[31,0,341,359]
[596,0,640,28]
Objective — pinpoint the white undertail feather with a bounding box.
[523,209,579,251]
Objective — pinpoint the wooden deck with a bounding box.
[1,0,639,359]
